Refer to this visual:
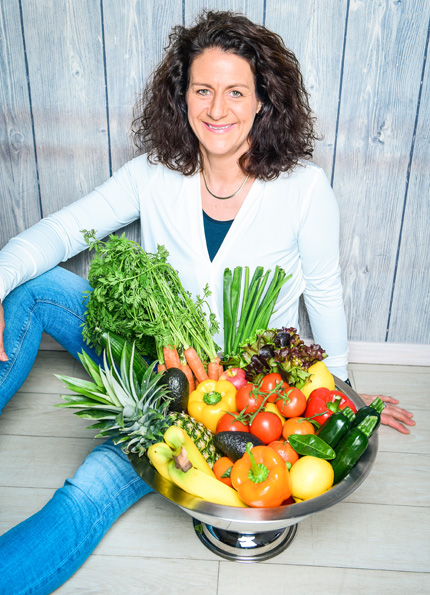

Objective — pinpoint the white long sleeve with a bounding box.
[0,155,349,378]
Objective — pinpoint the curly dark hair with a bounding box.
[131,10,318,180]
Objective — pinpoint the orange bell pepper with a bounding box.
[231,443,292,508]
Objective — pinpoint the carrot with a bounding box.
[208,362,220,380]
[163,346,181,369]
[208,357,222,381]
[157,363,167,372]
[181,364,196,392]
[184,347,209,384]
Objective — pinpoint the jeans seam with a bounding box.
[0,308,34,388]
[20,475,144,595]
[32,298,87,324]
[0,296,86,389]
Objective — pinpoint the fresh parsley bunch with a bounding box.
[81,230,219,363]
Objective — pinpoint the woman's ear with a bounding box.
[256,101,262,114]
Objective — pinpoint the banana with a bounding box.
[167,460,247,507]
[147,442,174,481]
[163,425,215,477]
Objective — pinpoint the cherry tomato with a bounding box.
[216,412,249,433]
[268,440,299,465]
[236,383,263,414]
[282,416,315,439]
[213,456,234,487]
[250,411,283,444]
[276,387,307,418]
[260,373,289,402]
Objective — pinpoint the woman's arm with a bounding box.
[298,167,349,380]
[360,393,415,434]
[297,167,414,433]
[0,157,144,304]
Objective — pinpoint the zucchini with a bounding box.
[351,397,384,433]
[330,415,379,484]
[316,406,355,448]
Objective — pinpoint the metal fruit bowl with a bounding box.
[129,377,378,562]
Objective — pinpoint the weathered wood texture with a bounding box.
[0,0,429,346]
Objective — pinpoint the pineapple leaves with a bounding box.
[78,350,104,390]
[56,335,174,455]
[54,375,112,405]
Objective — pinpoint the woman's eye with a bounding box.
[230,90,243,98]
[196,89,210,96]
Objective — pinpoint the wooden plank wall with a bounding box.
[1,0,429,347]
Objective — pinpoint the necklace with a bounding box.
[202,170,250,200]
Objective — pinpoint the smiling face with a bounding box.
[186,48,261,164]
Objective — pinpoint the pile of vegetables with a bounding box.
[149,366,383,507]
[60,237,381,509]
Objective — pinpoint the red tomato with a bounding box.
[267,440,299,465]
[250,411,283,444]
[260,373,289,402]
[236,383,263,414]
[216,412,249,433]
[276,387,307,418]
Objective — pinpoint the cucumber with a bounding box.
[99,330,149,384]
[213,431,264,462]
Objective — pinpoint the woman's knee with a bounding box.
[63,440,152,524]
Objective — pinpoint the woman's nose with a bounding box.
[208,93,227,120]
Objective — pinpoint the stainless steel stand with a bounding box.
[192,518,298,562]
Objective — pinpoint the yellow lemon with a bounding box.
[301,361,335,399]
[290,456,334,502]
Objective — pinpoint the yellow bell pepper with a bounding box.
[187,379,237,433]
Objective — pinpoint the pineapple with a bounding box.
[55,340,220,466]
[169,411,220,468]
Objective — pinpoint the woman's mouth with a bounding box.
[203,122,235,133]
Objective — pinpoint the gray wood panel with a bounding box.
[102,0,184,244]
[332,0,430,342]
[0,1,40,244]
[387,37,430,344]
[185,0,264,25]
[265,0,348,175]
[20,0,111,277]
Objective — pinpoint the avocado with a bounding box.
[213,431,264,462]
[160,368,189,413]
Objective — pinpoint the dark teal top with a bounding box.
[203,211,234,261]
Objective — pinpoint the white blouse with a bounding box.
[0,155,348,378]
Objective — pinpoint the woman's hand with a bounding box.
[0,300,8,362]
[360,393,415,434]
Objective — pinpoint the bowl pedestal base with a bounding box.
[192,518,298,562]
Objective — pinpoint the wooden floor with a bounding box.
[1,351,429,594]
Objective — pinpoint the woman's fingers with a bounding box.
[360,393,415,434]
[0,301,8,361]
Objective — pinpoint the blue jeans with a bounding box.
[0,266,152,594]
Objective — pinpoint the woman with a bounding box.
[0,10,414,594]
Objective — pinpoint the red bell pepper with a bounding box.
[304,387,357,426]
